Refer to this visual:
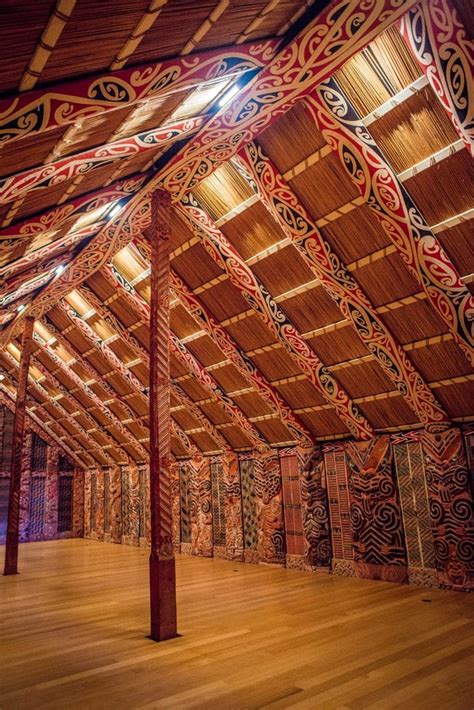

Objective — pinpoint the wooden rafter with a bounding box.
[83,272,270,449]
[131,237,313,444]
[178,192,375,440]
[0,387,88,470]
[234,142,451,429]
[304,79,474,366]
[0,41,277,144]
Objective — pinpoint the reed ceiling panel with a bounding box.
[404,151,474,225]
[320,205,392,265]
[436,383,474,419]
[379,300,448,345]
[198,281,251,322]
[274,380,326,409]
[251,348,305,381]
[368,87,459,174]
[208,365,250,393]
[172,244,224,289]
[436,222,474,279]
[193,164,254,222]
[298,409,349,438]
[185,336,229,368]
[358,398,418,430]
[0,127,67,179]
[251,246,316,297]
[335,27,421,116]
[289,153,360,219]
[279,288,345,333]
[351,254,420,308]
[231,392,273,419]
[170,305,201,339]
[258,102,328,174]
[225,315,276,351]
[307,327,369,367]
[221,201,288,259]
[334,361,397,400]
[408,342,472,382]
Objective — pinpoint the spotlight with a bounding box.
[17,304,26,312]
[218,83,241,108]
[54,264,65,276]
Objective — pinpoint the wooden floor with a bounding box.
[1,541,473,710]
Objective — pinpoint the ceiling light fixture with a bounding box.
[17,304,26,312]
[54,264,65,276]
[218,83,241,108]
[108,202,122,219]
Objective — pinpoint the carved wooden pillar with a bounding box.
[149,189,178,641]
[3,316,34,575]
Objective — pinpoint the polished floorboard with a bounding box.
[1,539,473,709]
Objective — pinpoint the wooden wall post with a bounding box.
[3,316,34,575]
[148,189,178,641]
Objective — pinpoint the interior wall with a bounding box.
[0,405,84,543]
[82,424,473,592]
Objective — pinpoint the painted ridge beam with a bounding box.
[132,234,313,445]
[0,175,146,240]
[32,329,149,461]
[75,282,233,452]
[0,116,205,206]
[157,0,420,199]
[3,317,34,575]
[148,188,177,642]
[234,142,450,429]
[1,351,106,467]
[399,0,473,156]
[305,79,474,367]
[0,40,277,145]
[0,387,88,470]
[95,267,270,450]
[178,192,374,440]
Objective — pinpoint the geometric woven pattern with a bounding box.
[324,447,354,562]
[239,457,258,553]
[210,459,226,547]
[279,450,304,558]
[179,463,192,544]
[57,475,74,534]
[28,476,45,538]
[297,445,331,569]
[393,437,436,572]
[30,434,48,472]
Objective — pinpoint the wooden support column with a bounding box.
[3,316,34,575]
[149,189,178,641]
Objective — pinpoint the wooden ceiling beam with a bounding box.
[305,79,473,367]
[234,142,450,429]
[399,0,473,156]
[1,352,112,467]
[0,117,205,207]
[157,0,420,200]
[60,299,218,448]
[32,329,149,461]
[75,282,236,452]
[178,192,374,440]
[0,41,277,145]
[0,387,88,470]
[133,235,314,444]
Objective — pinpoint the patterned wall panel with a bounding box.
[43,445,59,539]
[210,457,227,555]
[103,467,111,540]
[121,463,140,546]
[421,428,474,592]
[28,476,46,540]
[18,432,32,541]
[297,445,331,570]
[222,453,243,561]
[345,437,408,583]
[138,464,149,547]
[189,457,213,558]
[463,427,474,499]
[73,471,84,537]
[279,449,305,569]
[169,462,180,551]
[93,470,104,541]
[324,446,355,577]
[239,454,259,563]
[1,406,14,472]
[253,450,285,566]
[178,462,192,549]
[58,475,74,534]
[393,433,437,588]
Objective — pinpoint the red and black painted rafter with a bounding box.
[131,234,313,445]
[178,192,375,441]
[82,274,270,449]
[0,116,205,206]
[32,328,149,461]
[1,350,113,467]
[156,0,420,200]
[305,79,474,367]
[0,40,278,144]
[234,142,451,429]
[15,344,133,464]
[0,0,420,346]
[399,0,473,156]
[74,282,234,452]
[0,387,89,470]
[57,295,224,453]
